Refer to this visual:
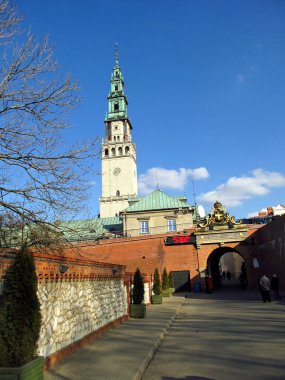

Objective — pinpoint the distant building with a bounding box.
[258,204,285,217]
[272,204,285,216]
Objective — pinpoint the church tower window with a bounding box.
[125,146,129,154]
[105,148,109,156]
[114,102,119,111]
[118,147,122,155]
[116,190,120,196]
[111,148,115,156]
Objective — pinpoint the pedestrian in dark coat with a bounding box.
[271,274,281,300]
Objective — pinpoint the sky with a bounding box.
[20,0,285,219]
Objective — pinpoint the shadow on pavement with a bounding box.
[162,376,216,380]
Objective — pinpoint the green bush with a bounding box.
[0,245,42,367]
[169,271,174,288]
[132,268,144,304]
[162,267,169,291]
[153,268,161,296]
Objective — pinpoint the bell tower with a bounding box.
[99,46,138,218]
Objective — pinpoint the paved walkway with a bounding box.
[143,288,285,380]
[44,287,285,380]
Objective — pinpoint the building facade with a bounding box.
[99,49,138,218]
[121,189,194,237]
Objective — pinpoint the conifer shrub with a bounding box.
[169,271,174,288]
[162,267,169,291]
[132,268,144,304]
[0,245,42,367]
[153,268,161,296]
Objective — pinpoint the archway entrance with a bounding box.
[207,247,246,289]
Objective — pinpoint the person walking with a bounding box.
[259,274,271,302]
[226,270,231,281]
[271,274,281,300]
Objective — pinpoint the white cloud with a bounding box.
[198,169,285,208]
[138,167,209,195]
[236,73,246,84]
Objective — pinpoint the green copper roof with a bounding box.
[59,217,123,242]
[0,217,123,247]
[125,190,192,213]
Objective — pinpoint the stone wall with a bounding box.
[0,251,128,367]
[38,277,127,358]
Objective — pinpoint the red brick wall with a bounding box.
[61,234,199,285]
[1,226,262,292]
[0,250,126,285]
[251,215,285,289]
[50,229,257,288]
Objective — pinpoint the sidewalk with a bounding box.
[44,294,185,380]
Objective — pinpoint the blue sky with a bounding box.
[20,0,285,218]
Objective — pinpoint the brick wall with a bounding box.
[33,230,259,289]
[59,233,200,286]
[252,215,285,289]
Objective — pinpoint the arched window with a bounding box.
[117,136,120,141]
[111,148,115,156]
[114,136,116,141]
[116,190,120,196]
[114,102,119,111]
[125,146,130,155]
[118,147,122,155]
[104,148,109,156]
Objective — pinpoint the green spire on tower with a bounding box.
[105,43,129,122]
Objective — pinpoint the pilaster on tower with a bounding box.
[99,46,138,218]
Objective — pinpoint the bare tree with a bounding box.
[0,0,100,224]
[0,1,21,43]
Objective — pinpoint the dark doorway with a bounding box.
[207,247,245,289]
[171,270,191,292]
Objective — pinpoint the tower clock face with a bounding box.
[113,167,121,176]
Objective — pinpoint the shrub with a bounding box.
[0,245,42,367]
[132,268,144,304]
[153,268,161,296]
[169,271,174,288]
[162,267,169,291]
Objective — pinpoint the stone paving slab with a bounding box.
[44,294,185,380]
